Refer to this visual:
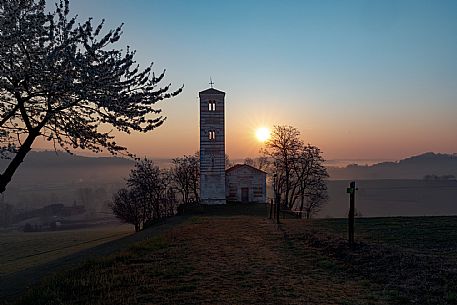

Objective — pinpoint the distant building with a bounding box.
[226,164,267,203]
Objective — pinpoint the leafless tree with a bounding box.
[171,154,199,204]
[291,145,328,218]
[225,153,233,169]
[262,125,302,209]
[127,159,165,222]
[262,125,328,217]
[161,169,178,217]
[111,159,176,231]
[0,0,182,192]
[244,156,269,171]
[111,188,141,232]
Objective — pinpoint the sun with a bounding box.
[255,127,271,143]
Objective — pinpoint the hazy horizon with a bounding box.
[32,0,457,160]
[27,148,454,168]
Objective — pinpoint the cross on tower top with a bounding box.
[209,77,214,88]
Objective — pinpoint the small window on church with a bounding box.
[208,101,216,111]
[208,130,216,140]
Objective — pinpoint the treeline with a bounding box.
[111,155,200,232]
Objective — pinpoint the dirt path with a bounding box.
[161,216,385,305]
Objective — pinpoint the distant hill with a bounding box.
[0,150,133,168]
[328,152,457,180]
[0,151,179,209]
[0,151,135,187]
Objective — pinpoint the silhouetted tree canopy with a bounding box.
[171,153,199,204]
[262,125,328,217]
[111,188,141,232]
[0,0,182,192]
[111,159,177,231]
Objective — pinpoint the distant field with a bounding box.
[322,179,457,218]
[0,225,132,276]
[308,216,457,257]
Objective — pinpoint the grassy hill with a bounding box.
[328,152,457,180]
[4,204,457,305]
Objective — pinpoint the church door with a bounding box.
[241,188,249,203]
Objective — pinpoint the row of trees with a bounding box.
[262,125,329,219]
[111,154,201,231]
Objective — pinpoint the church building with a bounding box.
[199,85,267,204]
[226,164,267,203]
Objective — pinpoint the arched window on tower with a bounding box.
[208,100,216,111]
[208,130,216,140]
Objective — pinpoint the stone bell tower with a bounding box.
[199,84,226,205]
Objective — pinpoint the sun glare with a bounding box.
[255,127,270,143]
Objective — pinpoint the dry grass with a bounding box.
[12,215,389,305]
[0,225,132,275]
[9,206,457,305]
[293,217,457,305]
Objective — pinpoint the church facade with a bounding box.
[199,86,267,204]
[226,164,267,203]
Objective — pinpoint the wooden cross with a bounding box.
[209,77,214,88]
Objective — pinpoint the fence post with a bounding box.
[347,181,358,246]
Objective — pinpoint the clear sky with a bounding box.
[36,0,457,160]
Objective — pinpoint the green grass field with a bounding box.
[0,225,132,276]
[4,204,457,304]
[308,216,457,257]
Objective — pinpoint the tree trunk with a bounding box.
[0,130,39,193]
[299,192,305,219]
[284,167,290,209]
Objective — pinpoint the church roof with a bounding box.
[226,164,267,175]
[199,88,225,95]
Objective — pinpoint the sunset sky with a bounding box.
[37,0,457,161]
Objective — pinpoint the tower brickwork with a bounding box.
[199,87,226,204]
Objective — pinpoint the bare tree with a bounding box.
[262,125,328,216]
[262,125,302,209]
[127,159,165,222]
[111,188,141,232]
[111,159,176,231]
[0,0,182,193]
[190,152,200,203]
[225,153,233,170]
[244,157,254,167]
[171,154,199,204]
[244,156,269,171]
[161,169,178,217]
[291,145,328,218]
